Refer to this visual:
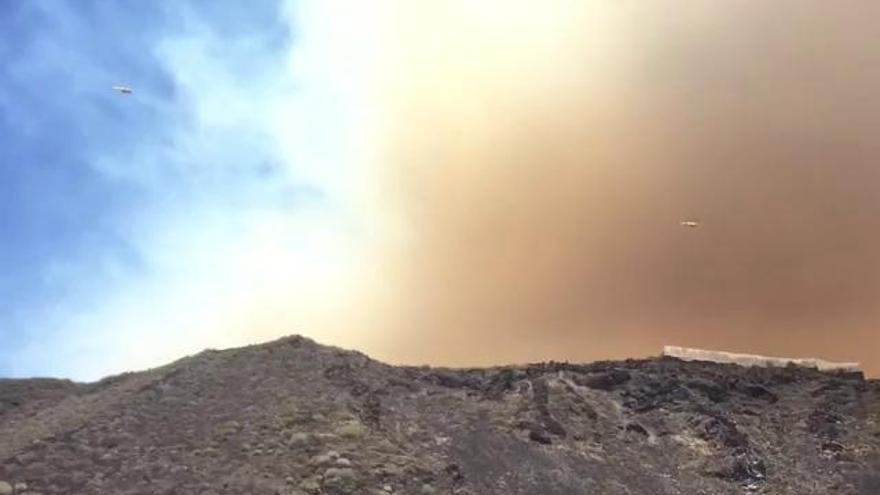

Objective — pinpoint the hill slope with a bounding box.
[1,335,879,494]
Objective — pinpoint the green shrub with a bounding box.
[335,420,368,439]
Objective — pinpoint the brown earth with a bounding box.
[1,335,879,494]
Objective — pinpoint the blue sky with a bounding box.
[6,1,878,380]
[0,0,379,380]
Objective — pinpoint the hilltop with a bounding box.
[1,335,879,494]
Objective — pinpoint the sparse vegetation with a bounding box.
[334,419,368,439]
[0,335,878,494]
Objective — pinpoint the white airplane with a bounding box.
[112,85,133,94]
[680,220,700,228]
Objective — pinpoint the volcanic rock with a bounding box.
[0,335,878,494]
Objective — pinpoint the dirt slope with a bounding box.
[1,335,879,494]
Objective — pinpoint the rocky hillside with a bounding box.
[1,335,879,494]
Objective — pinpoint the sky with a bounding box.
[2,1,879,380]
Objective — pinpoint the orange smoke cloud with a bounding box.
[339,1,880,376]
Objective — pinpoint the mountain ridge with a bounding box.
[1,334,879,494]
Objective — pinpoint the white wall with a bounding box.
[662,346,861,372]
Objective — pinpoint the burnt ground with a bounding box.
[1,335,879,494]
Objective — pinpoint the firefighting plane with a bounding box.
[680,220,700,228]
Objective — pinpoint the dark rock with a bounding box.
[740,384,779,403]
[543,416,567,438]
[482,369,522,398]
[445,463,464,483]
[701,415,749,450]
[0,335,876,495]
[807,409,844,439]
[687,378,729,403]
[528,429,553,445]
[821,441,845,453]
[709,454,767,485]
[578,370,631,391]
[625,422,650,437]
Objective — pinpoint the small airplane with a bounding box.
[112,85,133,95]
[680,220,700,228]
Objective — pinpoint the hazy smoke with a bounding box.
[352,1,880,375]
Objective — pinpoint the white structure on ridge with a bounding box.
[662,346,861,373]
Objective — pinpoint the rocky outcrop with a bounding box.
[0,335,878,494]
